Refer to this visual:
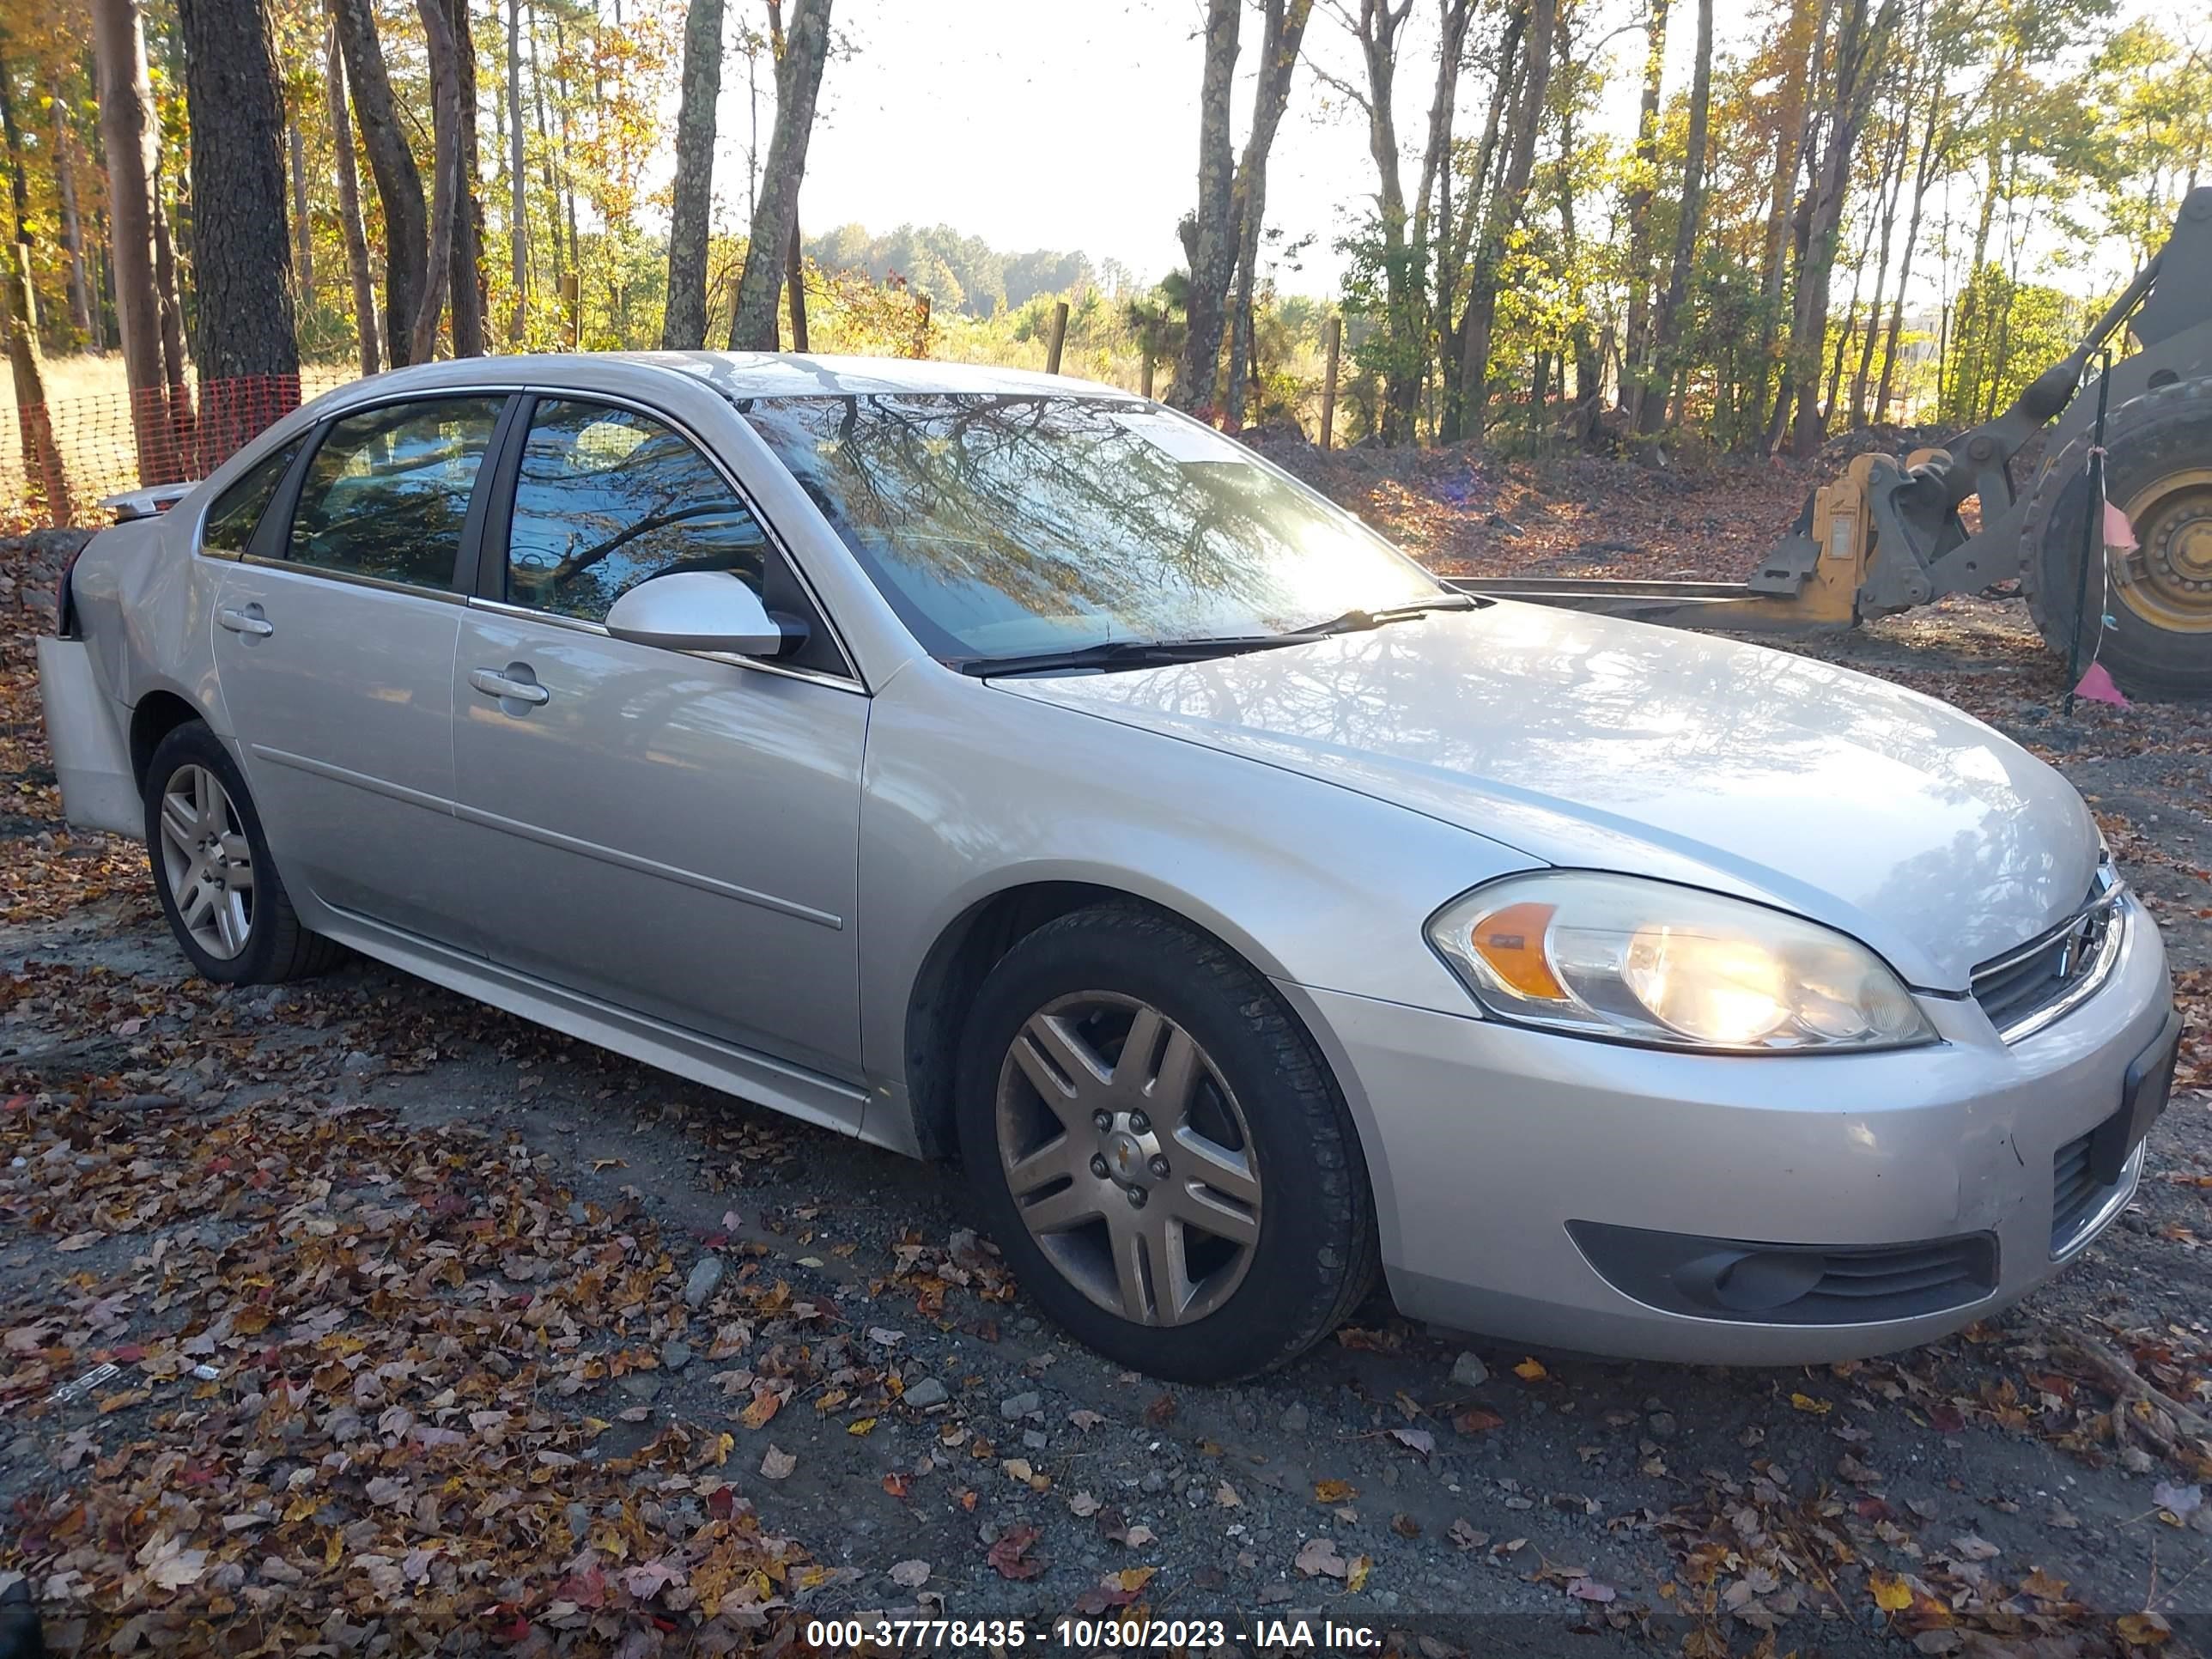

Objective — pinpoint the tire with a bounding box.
[2025,379,2212,700]
[954,902,1378,1382]
[143,721,343,985]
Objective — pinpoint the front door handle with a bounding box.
[468,666,550,706]
[216,605,273,638]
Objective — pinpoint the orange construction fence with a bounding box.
[0,368,357,530]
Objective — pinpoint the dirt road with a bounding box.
[1,508,2209,1655]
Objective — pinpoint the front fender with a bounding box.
[854,666,1537,1150]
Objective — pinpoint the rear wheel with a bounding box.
[144,722,343,985]
[955,903,1377,1382]
[2026,380,2212,700]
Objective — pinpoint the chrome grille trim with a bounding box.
[1971,864,2128,1043]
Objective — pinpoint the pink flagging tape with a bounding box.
[2073,661,2130,708]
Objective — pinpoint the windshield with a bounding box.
[742,393,1443,663]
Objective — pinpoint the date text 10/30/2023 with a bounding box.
[802,1616,1388,1650]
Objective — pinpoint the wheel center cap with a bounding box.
[1106,1132,1146,1180]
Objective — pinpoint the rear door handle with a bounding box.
[468,666,550,706]
[216,605,273,638]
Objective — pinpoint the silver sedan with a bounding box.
[38,353,2180,1381]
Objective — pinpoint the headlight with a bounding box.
[1426,872,1936,1052]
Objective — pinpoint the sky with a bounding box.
[698,0,2163,308]
[705,0,1776,296]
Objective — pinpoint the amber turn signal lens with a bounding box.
[1467,900,1565,1000]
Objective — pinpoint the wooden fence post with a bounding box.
[559,270,580,348]
[1320,315,1341,449]
[1044,301,1069,375]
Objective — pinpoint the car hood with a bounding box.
[996,602,2100,990]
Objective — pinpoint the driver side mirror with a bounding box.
[604,571,803,658]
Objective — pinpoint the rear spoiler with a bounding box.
[98,482,196,523]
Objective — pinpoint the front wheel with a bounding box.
[955,903,1377,1382]
[143,721,342,985]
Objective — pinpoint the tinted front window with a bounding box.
[202,439,301,554]
[503,400,770,623]
[288,397,503,590]
[743,394,1440,662]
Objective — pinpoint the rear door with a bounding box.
[448,393,870,1090]
[213,392,510,947]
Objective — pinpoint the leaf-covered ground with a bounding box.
[1,485,2209,1658]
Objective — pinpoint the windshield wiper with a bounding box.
[957,594,1485,678]
[956,635,1292,678]
[1294,592,1484,639]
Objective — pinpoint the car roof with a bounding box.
[310,350,1119,406]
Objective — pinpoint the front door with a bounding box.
[449,396,869,1088]
[214,393,508,946]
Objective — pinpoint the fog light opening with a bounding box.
[1689,1249,1827,1313]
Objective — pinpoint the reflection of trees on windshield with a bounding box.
[507,401,769,623]
[742,394,1438,659]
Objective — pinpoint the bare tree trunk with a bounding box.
[444,0,485,356]
[1554,18,1601,443]
[1846,92,1909,427]
[1454,0,1556,442]
[332,0,428,367]
[177,0,301,397]
[1621,0,1671,426]
[325,15,380,376]
[727,0,832,351]
[1223,0,1314,428]
[1437,0,1523,434]
[91,0,172,477]
[50,79,94,342]
[527,3,562,302]
[289,120,314,308]
[409,0,462,362]
[1340,0,1423,441]
[0,46,68,519]
[1785,0,1894,455]
[1174,0,1242,415]
[784,212,807,349]
[506,0,526,342]
[1751,0,1826,440]
[1643,0,1711,434]
[151,178,191,447]
[1875,83,1939,422]
[661,0,724,347]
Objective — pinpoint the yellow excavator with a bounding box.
[1456,185,2212,701]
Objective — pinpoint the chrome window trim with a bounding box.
[238,550,470,605]
[464,595,868,696]
[501,380,866,688]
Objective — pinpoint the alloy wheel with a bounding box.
[156,763,256,960]
[994,992,1261,1327]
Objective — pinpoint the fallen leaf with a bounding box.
[1314,1479,1358,1504]
[1295,1537,1348,1578]
[848,1416,877,1437]
[1948,1534,1999,1562]
[1513,1357,1547,1382]
[1871,1571,1913,1612]
[1390,1427,1436,1457]
[759,1444,796,1480]
[1454,1407,1504,1435]
[988,1524,1044,1581]
[889,1559,930,1589]
[1790,1392,1832,1415]
[1346,1554,1371,1593]
[1568,1577,1617,1603]
[2117,1612,2171,1647]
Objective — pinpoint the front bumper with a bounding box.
[1284,892,2172,1364]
